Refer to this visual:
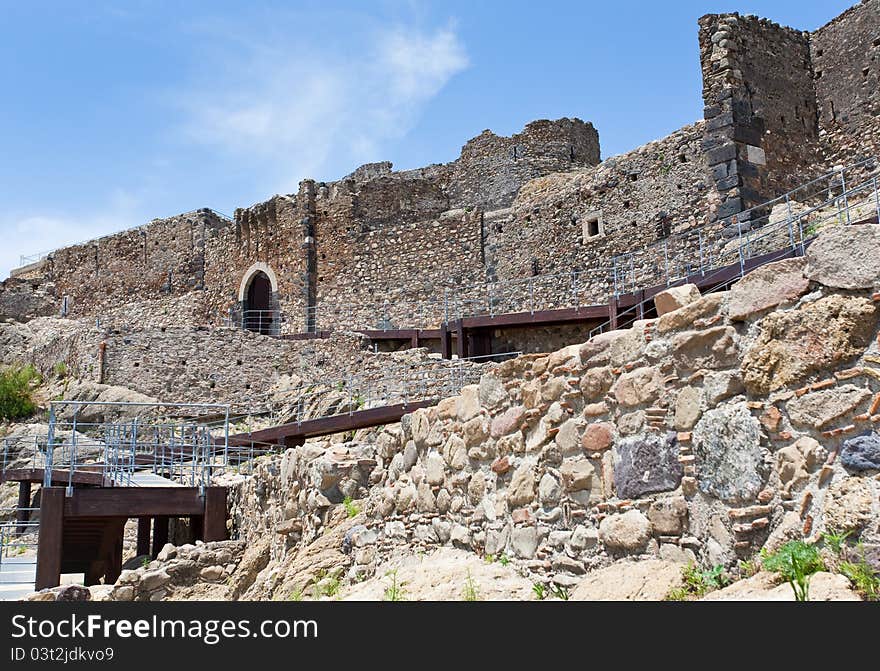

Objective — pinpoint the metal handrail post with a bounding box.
[44,405,56,489]
[874,176,880,224]
[841,169,851,225]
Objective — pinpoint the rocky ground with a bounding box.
[12,224,880,602]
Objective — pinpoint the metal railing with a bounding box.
[233,159,878,336]
[241,309,281,336]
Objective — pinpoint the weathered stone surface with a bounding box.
[579,366,614,400]
[612,366,662,407]
[614,432,682,498]
[55,585,91,601]
[823,477,876,532]
[840,432,880,471]
[425,453,446,486]
[656,292,725,334]
[786,384,871,429]
[702,370,744,405]
[555,418,583,455]
[456,385,481,422]
[461,415,490,448]
[670,326,739,370]
[490,406,524,438]
[648,496,688,535]
[728,257,809,320]
[478,374,509,410]
[741,294,878,394]
[538,472,563,506]
[510,526,540,559]
[560,458,594,491]
[702,571,860,601]
[582,422,614,453]
[507,463,536,508]
[572,559,686,600]
[692,403,766,503]
[674,385,702,430]
[598,510,653,553]
[140,570,171,592]
[804,224,880,289]
[775,436,824,497]
[654,283,701,316]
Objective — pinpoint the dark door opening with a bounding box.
[244,271,274,335]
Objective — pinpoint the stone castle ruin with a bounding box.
[3,2,880,602]
[4,2,878,354]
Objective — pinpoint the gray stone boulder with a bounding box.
[654,284,701,316]
[840,432,880,471]
[598,510,653,553]
[614,432,683,498]
[804,224,880,289]
[728,257,809,321]
[693,403,767,502]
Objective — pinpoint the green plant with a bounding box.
[383,569,407,602]
[821,529,853,556]
[53,361,68,378]
[761,540,825,601]
[141,557,150,569]
[532,583,546,600]
[343,496,360,518]
[738,559,761,578]
[322,576,341,597]
[666,563,730,601]
[548,583,569,601]
[0,365,40,421]
[484,554,495,564]
[462,570,480,601]
[838,544,879,601]
[288,588,304,601]
[498,554,510,566]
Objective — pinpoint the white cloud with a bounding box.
[179,22,468,195]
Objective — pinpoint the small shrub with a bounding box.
[343,496,360,518]
[838,544,879,601]
[666,563,730,601]
[484,554,496,564]
[383,569,407,602]
[821,529,853,556]
[462,570,480,601]
[53,361,68,378]
[738,559,761,578]
[498,554,510,566]
[761,540,825,601]
[532,583,547,601]
[288,588,303,601]
[0,365,41,421]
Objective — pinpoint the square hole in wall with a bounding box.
[582,211,605,241]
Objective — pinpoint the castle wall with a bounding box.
[699,14,823,220]
[448,118,600,209]
[812,0,880,166]
[45,209,227,320]
[489,123,717,305]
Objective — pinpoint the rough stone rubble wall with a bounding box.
[224,226,880,597]
[699,13,822,219]
[812,0,880,166]
[45,210,227,320]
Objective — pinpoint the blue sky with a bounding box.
[0,1,854,277]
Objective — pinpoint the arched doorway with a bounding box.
[243,271,274,335]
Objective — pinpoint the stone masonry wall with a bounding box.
[699,13,823,221]
[448,118,600,209]
[812,0,880,166]
[46,209,228,320]
[489,123,717,298]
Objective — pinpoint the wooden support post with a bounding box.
[35,487,64,590]
[609,297,618,331]
[190,515,204,543]
[105,531,123,585]
[203,487,228,542]
[151,516,169,557]
[455,320,468,359]
[136,517,151,557]
[440,323,452,359]
[411,332,420,349]
[16,481,31,535]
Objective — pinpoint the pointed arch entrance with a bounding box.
[238,263,279,335]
